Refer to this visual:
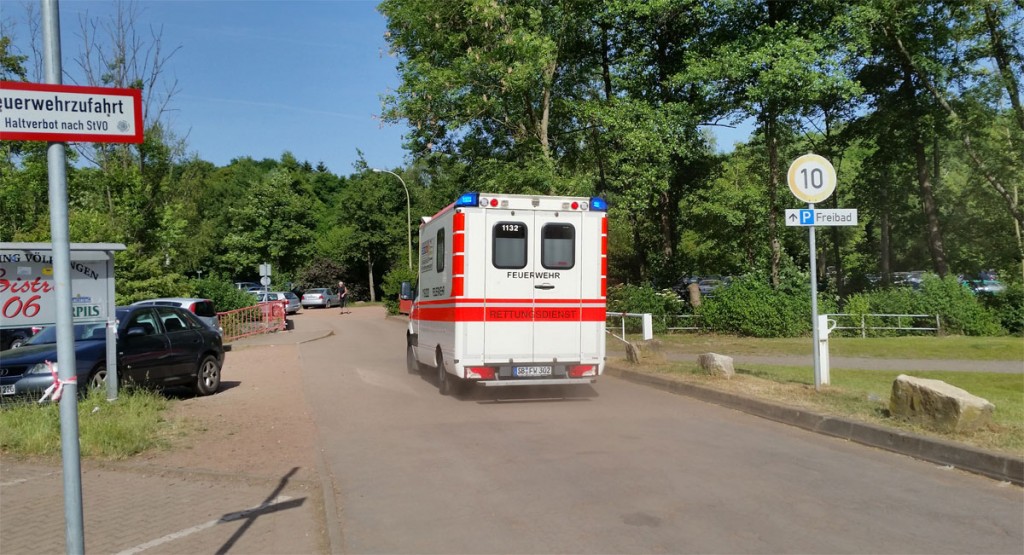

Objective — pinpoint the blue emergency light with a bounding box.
[455,192,480,207]
[589,197,608,211]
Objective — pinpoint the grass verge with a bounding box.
[647,360,1024,456]
[0,388,171,459]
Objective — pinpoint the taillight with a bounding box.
[465,366,495,380]
[31,326,43,335]
[568,365,596,378]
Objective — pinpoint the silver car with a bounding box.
[258,291,302,314]
[131,298,223,335]
[301,288,339,309]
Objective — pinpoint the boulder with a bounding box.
[687,283,702,308]
[625,341,642,363]
[626,339,664,364]
[697,353,734,378]
[889,374,995,432]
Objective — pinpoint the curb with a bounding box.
[606,365,1024,486]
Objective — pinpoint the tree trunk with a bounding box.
[766,114,781,288]
[630,214,648,282]
[913,129,948,277]
[887,25,1024,228]
[659,191,674,263]
[880,209,892,286]
[879,174,892,285]
[366,252,376,303]
[984,4,1024,137]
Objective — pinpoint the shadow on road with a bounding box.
[410,367,599,403]
[469,385,599,404]
[215,466,307,555]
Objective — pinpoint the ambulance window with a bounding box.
[493,222,527,269]
[541,223,575,269]
[436,228,445,272]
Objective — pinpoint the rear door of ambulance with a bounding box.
[483,203,583,367]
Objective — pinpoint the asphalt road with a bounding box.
[297,308,1023,554]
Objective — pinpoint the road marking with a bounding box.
[115,495,293,555]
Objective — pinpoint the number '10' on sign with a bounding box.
[787,154,837,204]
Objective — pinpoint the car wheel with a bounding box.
[9,336,27,349]
[194,355,221,396]
[407,342,420,374]
[437,351,451,395]
[87,365,108,392]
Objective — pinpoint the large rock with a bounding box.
[697,353,734,378]
[889,374,995,432]
[625,339,664,364]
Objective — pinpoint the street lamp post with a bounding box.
[372,168,413,270]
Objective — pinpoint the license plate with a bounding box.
[514,366,553,377]
[1,384,15,396]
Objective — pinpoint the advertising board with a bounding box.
[0,243,124,328]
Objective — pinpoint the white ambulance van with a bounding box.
[407,192,608,395]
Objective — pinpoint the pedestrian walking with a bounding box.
[338,280,348,314]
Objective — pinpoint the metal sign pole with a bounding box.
[808,202,822,391]
[42,0,86,552]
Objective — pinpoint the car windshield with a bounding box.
[25,323,107,345]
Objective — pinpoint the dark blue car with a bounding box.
[1,305,225,401]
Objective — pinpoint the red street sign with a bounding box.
[0,81,143,144]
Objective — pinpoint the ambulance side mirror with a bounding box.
[399,281,415,301]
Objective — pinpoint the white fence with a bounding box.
[825,313,941,337]
[606,312,653,341]
[607,312,939,337]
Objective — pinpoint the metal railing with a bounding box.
[606,312,653,341]
[219,301,287,343]
[825,313,941,337]
[663,314,702,332]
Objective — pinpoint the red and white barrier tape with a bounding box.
[38,361,77,403]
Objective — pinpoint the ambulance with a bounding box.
[406,192,608,395]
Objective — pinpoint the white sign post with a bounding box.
[787,154,837,390]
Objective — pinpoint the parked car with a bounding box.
[0,305,225,400]
[301,288,339,309]
[970,279,1006,295]
[697,278,724,297]
[131,298,222,335]
[257,291,301,314]
[0,327,40,351]
[234,281,260,291]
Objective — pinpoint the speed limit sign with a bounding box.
[787,154,836,204]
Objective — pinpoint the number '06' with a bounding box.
[2,295,42,318]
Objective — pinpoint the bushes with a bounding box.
[841,274,1004,336]
[193,278,258,312]
[696,273,837,337]
[607,284,685,333]
[381,267,417,315]
[978,282,1024,335]
[918,275,1004,336]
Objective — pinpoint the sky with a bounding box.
[3,0,750,177]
